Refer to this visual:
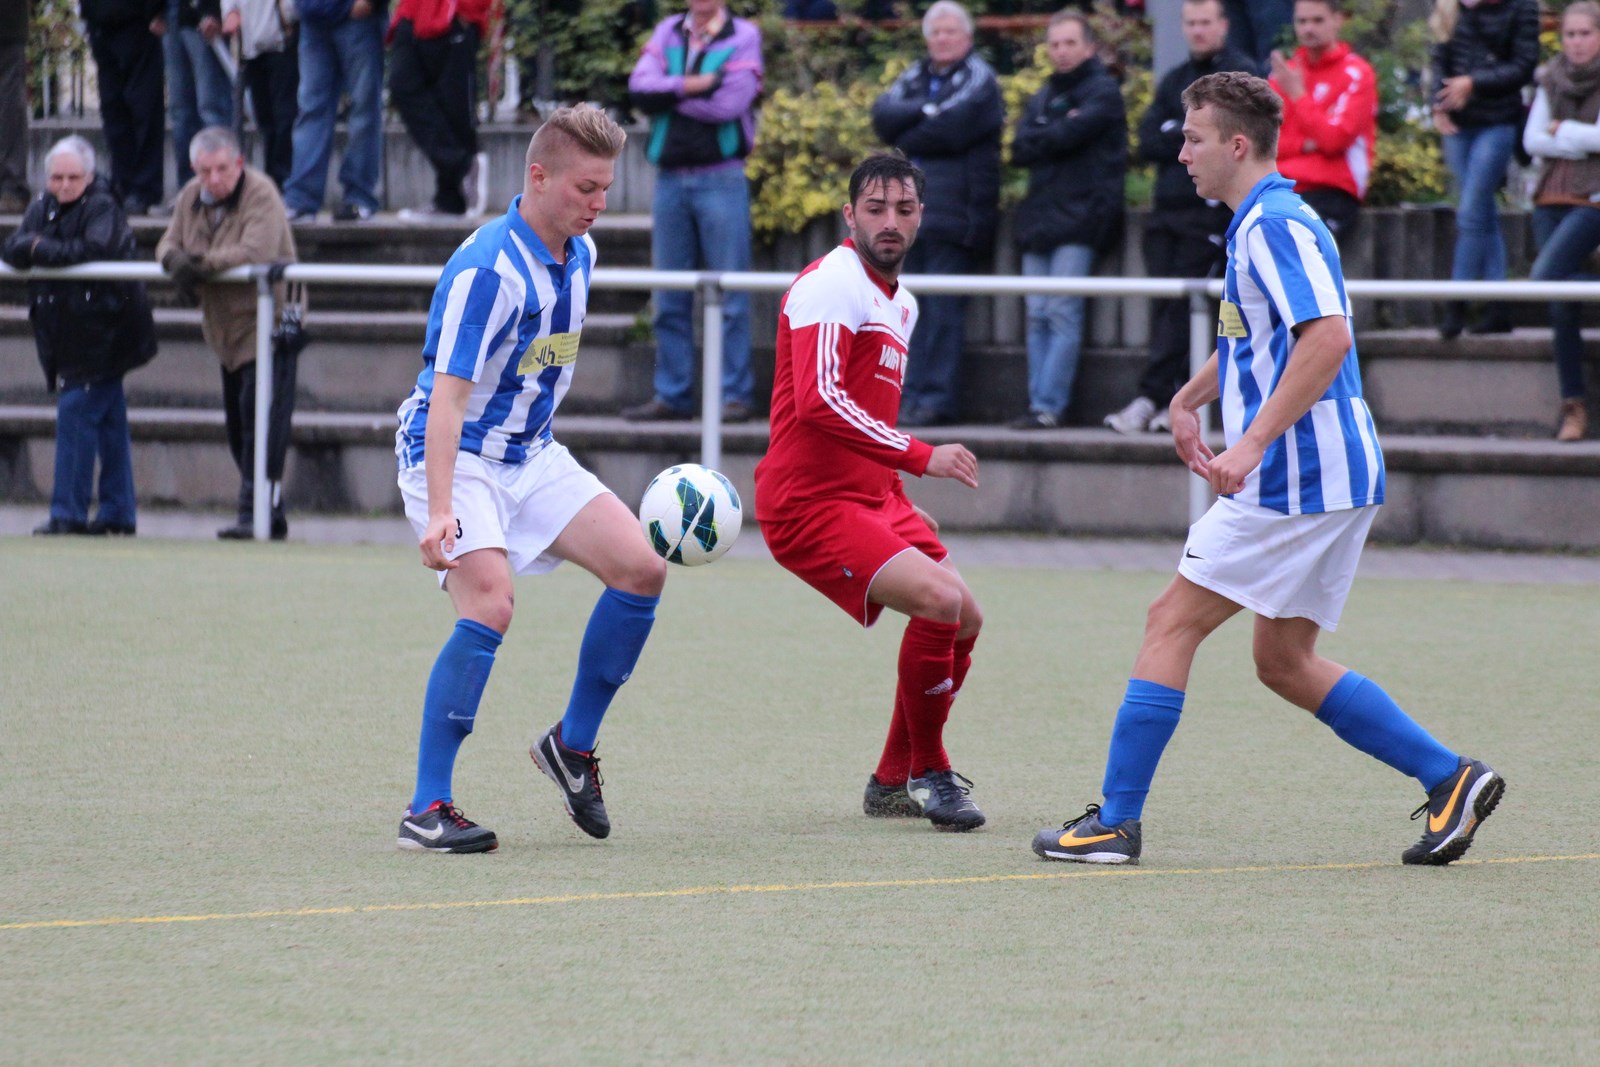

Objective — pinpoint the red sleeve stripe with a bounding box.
[814,321,910,451]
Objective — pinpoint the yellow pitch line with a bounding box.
[5,853,1597,932]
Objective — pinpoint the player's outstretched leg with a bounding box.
[1031,804,1141,864]
[1402,757,1505,866]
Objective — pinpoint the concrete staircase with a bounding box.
[3,212,1600,549]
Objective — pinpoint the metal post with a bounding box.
[699,276,724,471]
[252,272,275,541]
[1187,286,1213,526]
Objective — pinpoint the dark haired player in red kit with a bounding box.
[754,154,987,832]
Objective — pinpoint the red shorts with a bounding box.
[762,492,948,628]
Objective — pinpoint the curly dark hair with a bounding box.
[848,154,926,206]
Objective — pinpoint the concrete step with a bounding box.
[3,405,1597,550]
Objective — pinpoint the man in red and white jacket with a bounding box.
[389,0,492,218]
[1268,0,1377,240]
[754,154,988,834]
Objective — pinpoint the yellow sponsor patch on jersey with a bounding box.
[1217,300,1247,338]
[518,331,580,374]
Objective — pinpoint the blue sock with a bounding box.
[410,619,502,814]
[1316,671,1459,791]
[1098,679,1185,827]
[559,587,658,752]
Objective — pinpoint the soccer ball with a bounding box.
[638,463,743,566]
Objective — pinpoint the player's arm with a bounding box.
[1206,315,1349,495]
[1169,351,1221,478]
[419,371,472,571]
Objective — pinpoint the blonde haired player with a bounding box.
[394,106,667,853]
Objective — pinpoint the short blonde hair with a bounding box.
[526,105,627,171]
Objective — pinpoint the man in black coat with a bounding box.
[81,0,168,214]
[1104,0,1254,435]
[871,0,1002,427]
[1008,11,1126,429]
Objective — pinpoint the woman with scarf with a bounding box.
[1429,0,1540,339]
[1524,1,1600,442]
[1,135,157,534]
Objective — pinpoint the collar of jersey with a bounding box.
[507,195,577,269]
[1225,172,1297,242]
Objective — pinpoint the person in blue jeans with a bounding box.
[623,0,763,424]
[164,1,234,194]
[1,137,157,535]
[282,0,386,222]
[1522,0,1600,442]
[1429,0,1539,339]
[1008,11,1125,429]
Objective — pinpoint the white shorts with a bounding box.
[399,443,609,585]
[1177,496,1378,631]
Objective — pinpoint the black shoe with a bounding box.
[1402,758,1504,866]
[86,520,136,536]
[32,517,90,535]
[622,397,693,422]
[397,801,498,853]
[531,723,610,839]
[1031,803,1141,864]
[1438,302,1466,341]
[906,768,986,831]
[721,399,753,424]
[1008,410,1059,430]
[332,202,375,223]
[863,774,923,818]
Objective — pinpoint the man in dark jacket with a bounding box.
[1009,11,1126,429]
[871,0,1002,427]
[81,0,168,214]
[1104,0,1254,435]
[2,136,158,535]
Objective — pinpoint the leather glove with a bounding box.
[163,249,205,306]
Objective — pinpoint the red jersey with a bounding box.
[754,240,934,521]
[1270,41,1378,202]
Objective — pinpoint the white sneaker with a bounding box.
[462,152,489,217]
[1148,409,1171,433]
[1104,396,1157,434]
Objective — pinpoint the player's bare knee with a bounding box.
[957,600,984,639]
[613,552,667,597]
[916,578,964,624]
[1254,651,1309,698]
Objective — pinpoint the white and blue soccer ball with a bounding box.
[638,463,743,566]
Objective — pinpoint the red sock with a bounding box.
[899,617,960,777]
[874,690,911,785]
[951,633,978,698]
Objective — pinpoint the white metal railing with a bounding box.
[7,260,1600,539]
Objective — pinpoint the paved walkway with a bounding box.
[6,505,1599,585]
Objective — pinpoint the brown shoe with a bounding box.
[1557,397,1588,442]
[721,400,752,423]
[622,398,693,422]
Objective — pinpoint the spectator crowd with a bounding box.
[0,0,1593,540]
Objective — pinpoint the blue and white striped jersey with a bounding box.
[1218,173,1385,514]
[395,198,595,469]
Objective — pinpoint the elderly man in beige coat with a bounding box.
[158,125,298,540]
